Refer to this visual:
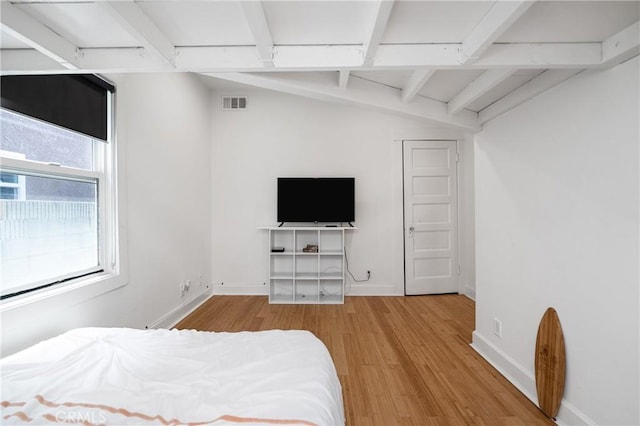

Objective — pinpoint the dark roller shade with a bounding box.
[1,74,114,141]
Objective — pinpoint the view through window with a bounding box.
[0,109,102,298]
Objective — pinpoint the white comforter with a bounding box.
[0,328,345,426]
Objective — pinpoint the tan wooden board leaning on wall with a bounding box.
[535,307,566,420]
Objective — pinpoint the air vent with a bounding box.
[222,96,247,111]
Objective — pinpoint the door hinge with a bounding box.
[456,152,460,163]
[457,264,461,275]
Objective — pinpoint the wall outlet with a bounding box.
[179,280,191,298]
[493,318,503,338]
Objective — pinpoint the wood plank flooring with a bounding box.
[176,295,553,425]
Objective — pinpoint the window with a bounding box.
[0,75,116,301]
[0,172,23,200]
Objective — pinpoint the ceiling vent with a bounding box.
[222,96,247,111]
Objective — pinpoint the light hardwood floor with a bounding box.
[176,295,554,425]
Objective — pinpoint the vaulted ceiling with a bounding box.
[1,1,639,131]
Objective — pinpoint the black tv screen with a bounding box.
[277,177,355,224]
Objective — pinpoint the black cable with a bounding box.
[344,246,370,283]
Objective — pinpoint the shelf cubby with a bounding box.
[265,226,354,304]
[271,229,294,254]
[320,279,343,304]
[295,280,320,303]
[270,279,294,303]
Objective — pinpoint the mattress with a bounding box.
[0,327,345,425]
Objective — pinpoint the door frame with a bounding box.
[390,128,470,297]
[402,139,460,295]
[388,130,475,300]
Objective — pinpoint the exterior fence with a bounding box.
[0,200,98,291]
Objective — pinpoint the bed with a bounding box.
[0,327,345,425]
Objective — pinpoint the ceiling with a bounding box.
[1,1,639,131]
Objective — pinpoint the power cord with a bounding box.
[344,246,371,283]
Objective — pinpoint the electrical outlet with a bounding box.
[493,318,503,338]
[179,280,191,298]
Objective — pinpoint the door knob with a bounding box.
[408,226,414,237]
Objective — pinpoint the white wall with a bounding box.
[209,87,475,296]
[459,133,476,299]
[473,57,639,425]
[1,73,212,355]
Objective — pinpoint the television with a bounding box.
[277,177,355,225]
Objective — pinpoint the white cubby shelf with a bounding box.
[260,226,356,304]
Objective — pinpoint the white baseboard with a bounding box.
[463,284,475,300]
[210,282,467,298]
[212,283,403,296]
[213,284,268,295]
[147,289,213,329]
[471,331,596,426]
[346,285,402,296]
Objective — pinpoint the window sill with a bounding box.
[0,270,127,314]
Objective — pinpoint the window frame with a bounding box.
[0,85,125,308]
[0,152,26,200]
[0,173,25,200]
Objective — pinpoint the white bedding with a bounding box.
[0,328,345,426]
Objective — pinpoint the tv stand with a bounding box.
[260,226,356,304]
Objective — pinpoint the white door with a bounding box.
[404,140,458,295]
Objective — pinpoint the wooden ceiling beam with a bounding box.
[0,49,65,74]
[98,1,175,68]
[401,69,436,103]
[0,1,79,70]
[601,21,640,68]
[1,47,165,75]
[239,1,274,67]
[338,69,350,90]
[375,42,601,69]
[460,0,535,64]
[478,69,582,124]
[471,42,600,69]
[271,45,363,69]
[1,42,606,74]
[362,0,395,67]
[448,68,517,115]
